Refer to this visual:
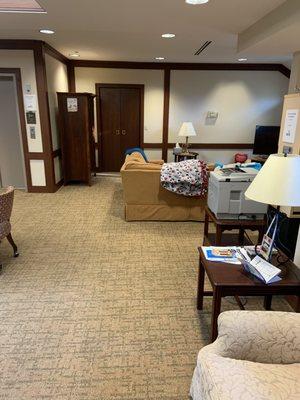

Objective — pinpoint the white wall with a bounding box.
[0,50,46,186]
[169,70,289,163]
[45,54,69,183]
[75,67,164,143]
[45,54,69,151]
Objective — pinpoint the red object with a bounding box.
[235,153,248,163]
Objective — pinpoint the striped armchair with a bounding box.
[0,186,19,270]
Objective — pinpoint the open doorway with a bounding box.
[0,74,27,189]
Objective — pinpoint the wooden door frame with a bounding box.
[95,83,144,172]
[0,68,30,190]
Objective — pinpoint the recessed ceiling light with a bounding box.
[69,52,80,58]
[39,29,55,35]
[162,33,176,38]
[238,58,248,62]
[155,57,165,61]
[185,0,209,4]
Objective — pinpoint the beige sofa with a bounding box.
[190,310,300,400]
[120,152,208,221]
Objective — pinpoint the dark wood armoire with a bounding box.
[57,92,95,185]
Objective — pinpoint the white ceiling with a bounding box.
[0,0,293,63]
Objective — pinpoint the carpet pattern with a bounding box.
[0,177,291,400]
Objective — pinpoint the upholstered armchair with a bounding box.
[0,186,19,269]
[190,310,300,400]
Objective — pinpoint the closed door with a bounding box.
[98,85,143,172]
[0,76,26,189]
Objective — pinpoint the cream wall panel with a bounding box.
[45,54,69,151]
[169,70,288,145]
[0,50,43,153]
[75,67,164,143]
[54,155,62,184]
[144,149,163,161]
[30,160,46,186]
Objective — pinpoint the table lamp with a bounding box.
[245,154,300,260]
[178,122,197,153]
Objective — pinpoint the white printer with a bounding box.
[208,166,268,220]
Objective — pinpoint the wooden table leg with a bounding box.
[264,295,272,310]
[197,256,205,310]
[238,228,244,245]
[211,287,222,342]
[203,210,209,244]
[258,226,264,244]
[215,226,222,246]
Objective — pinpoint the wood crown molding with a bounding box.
[70,59,290,77]
[0,40,291,78]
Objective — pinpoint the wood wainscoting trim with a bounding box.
[143,143,254,150]
[167,143,254,150]
[162,68,170,161]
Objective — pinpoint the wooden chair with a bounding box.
[0,186,19,271]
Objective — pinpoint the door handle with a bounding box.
[122,130,126,135]
[116,129,120,135]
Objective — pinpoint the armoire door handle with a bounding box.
[122,130,126,135]
[116,129,120,135]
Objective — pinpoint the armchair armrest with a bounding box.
[212,310,300,364]
[150,159,164,165]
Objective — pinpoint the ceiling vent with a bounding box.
[194,41,212,56]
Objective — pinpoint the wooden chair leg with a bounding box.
[6,233,19,257]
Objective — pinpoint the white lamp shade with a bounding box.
[245,154,300,207]
[178,122,197,137]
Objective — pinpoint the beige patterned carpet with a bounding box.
[0,177,291,400]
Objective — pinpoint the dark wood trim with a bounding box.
[168,143,254,150]
[71,59,290,77]
[162,68,170,161]
[28,152,45,160]
[28,185,55,193]
[52,149,62,158]
[0,39,41,50]
[95,83,145,171]
[0,40,291,78]
[67,63,76,92]
[143,143,254,150]
[277,65,291,78]
[0,68,33,190]
[43,42,69,65]
[143,143,163,149]
[33,42,56,192]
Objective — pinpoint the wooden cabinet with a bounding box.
[96,84,143,172]
[57,92,95,185]
[278,93,300,218]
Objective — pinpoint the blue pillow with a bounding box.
[125,147,148,162]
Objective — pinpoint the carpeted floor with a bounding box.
[0,177,291,400]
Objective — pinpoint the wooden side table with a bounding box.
[203,206,266,246]
[174,151,198,162]
[197,247,300,342]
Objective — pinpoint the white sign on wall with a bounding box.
[67,98,78,112]
[283,109,299,144]
[24,94,37,112]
